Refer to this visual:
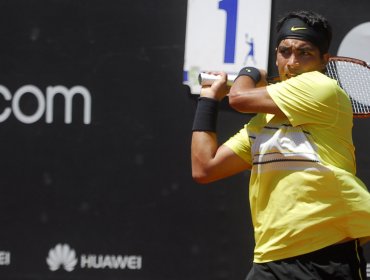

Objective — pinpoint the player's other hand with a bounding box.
[200,72,230,101]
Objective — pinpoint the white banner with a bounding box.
[183,0,272,94]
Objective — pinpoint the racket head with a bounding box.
[325,56,370,118]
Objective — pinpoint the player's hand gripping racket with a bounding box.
[198,56,370,118]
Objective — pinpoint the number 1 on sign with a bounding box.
[218,0,238,63]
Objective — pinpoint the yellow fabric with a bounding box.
[224,71,370,263]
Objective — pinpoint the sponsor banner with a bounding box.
[46,244,142,272]
[183,0,272,94]
[0,1,370,280]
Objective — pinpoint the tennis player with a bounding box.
[191,10,370,279]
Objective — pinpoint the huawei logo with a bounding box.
[46,244,78,272]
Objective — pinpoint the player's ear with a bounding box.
[275,48,278,66]
[323,53,330,63]
[322,53,330,70]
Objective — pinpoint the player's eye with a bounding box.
[278,47,291,56]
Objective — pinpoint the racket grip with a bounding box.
[198,72,280,86]
[198,73,237,86]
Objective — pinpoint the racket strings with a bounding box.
[326,60,370,116]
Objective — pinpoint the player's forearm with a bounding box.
[228,73,258,112]
[228,75,282,115]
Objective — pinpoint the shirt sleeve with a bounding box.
[224,125,253,165]
[266,71,341,127]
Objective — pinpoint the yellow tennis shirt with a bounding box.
[224,71,370,263]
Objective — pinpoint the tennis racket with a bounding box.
[325,56,370,118]
[198,56,370,118]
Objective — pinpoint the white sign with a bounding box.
[183,0,272,93]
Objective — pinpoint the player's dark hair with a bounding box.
[276,10,332,55]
